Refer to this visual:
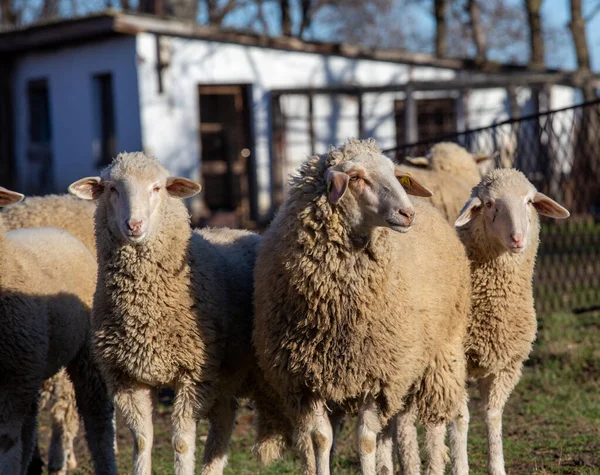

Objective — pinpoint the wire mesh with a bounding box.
[384,99,600,316]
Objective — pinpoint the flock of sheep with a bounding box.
[0,140,569,475]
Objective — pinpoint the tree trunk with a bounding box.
[568,0,598,215]
[434,0,447,57]
[1,0,16,25]
[569,0,594,98]
[525,0,544,69]
[41,0,60,19]
[467,0,486,63]
[121,0,130,11]
[280,0,292,36]
[298,0,312,38]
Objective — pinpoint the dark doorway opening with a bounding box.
[198,84,254,228]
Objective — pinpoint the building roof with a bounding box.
[1,11,598,87]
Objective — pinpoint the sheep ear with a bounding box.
[455,197,482,227]
[68,177,104,200]
[533,192,570,219]
[394,169,433,197]
[0,187,24,207]
[474,152,498,164]
[326,169,349,204]
[166,177,202,198]
[405,157,430,168]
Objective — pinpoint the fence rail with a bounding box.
[385,99,600,316]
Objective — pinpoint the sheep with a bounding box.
[1,193,122,474]
[399,142,494,223]
[2,194,96,253]
[2,194,96,474]
[252,138,471,475]
[68,152,266,475]
[0,187,117,475]
[449,169,570,475]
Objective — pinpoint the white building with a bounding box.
[0,12,579,226]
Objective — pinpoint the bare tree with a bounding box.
[41,0,60,19]
[525,0,544,69]
[1,0,17,26]
[280,0,291,36]
[569,0,594,99]
[298,0,312,37]
[467,0,486,63]
[434,0,447,57]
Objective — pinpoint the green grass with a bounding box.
[37,310,600,474]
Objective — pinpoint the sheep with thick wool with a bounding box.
[69,152,274,475]
[0,187,116,475]
[253,139,471,475]
[399,142,492,223]
[448,169,570,475]
[2,193,97,474]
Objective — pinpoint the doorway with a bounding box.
[198,84,254,228]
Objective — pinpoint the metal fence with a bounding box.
[384,99,600,316]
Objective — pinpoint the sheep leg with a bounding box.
[20,398,39,475]
[296,398,332,475]
[357,400,381,475]
[67,348,118,475]
[376,418,395,475]
[423,423,447,475]
[48,371,79,474]
[479,366,522,475]
[172,378,206,475]
[201,397,237,475]
[396,402,421,475]
[449,396,469,475]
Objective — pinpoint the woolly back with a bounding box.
[428,142,481,185]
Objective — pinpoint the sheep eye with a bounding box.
[109,186,119,196]
[349,174,360,182]
[485,202,493,208]
[527,199,533,206]
[153,186,161,193]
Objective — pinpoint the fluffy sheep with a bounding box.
[2,194,97,474]
[0,187,116,475]
[2,194,96,253]
[253,139,471,475]
[69,152,268,475]
[450,169,569,474]
[399,142,493,223]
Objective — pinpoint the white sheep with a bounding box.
[253,139,471,475]
[2,193,98,474]
[0,187,116,475]
[68,152,266,475]
[450,169,569,474]
[399,142,494,223]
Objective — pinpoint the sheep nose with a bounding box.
[398,208,415,225]
[126,219,144,233]
[511,233,524,245]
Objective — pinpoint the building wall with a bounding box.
[135,32,458,219]
[12,36,142,194]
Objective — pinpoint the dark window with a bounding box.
[395,98,456,146]
[92,73,116,167]
[28,79,51,143]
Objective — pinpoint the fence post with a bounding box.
[404,84,417,144]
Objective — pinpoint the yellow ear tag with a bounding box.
[400,176,412,187]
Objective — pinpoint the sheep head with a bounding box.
[68,152,201,244]
[325,139,432,234]
[455,169,569,254]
